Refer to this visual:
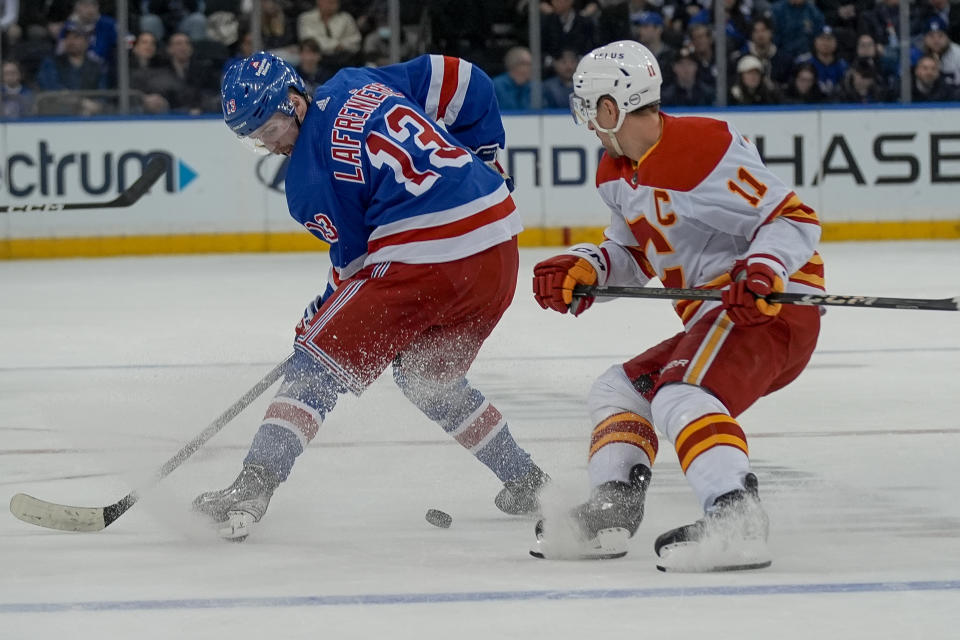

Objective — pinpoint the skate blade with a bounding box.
[530,527,630,560]
[655,539,771,573]
[217,510,257,542]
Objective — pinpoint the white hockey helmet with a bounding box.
[570,40,662,134]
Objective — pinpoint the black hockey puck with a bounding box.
[425,508,452,528]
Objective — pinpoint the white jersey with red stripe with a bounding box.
[284,55,520,282]
[591,112,825,325]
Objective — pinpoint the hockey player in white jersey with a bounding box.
[529,41,825,571]
[192,52,549,540]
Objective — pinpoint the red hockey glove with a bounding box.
[533,255,598,316]
[722,259,785,326]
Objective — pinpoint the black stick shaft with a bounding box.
[575,285,959,312]
[103,354,293,525]
[0,157,167,213]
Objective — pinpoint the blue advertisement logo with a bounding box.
[2,142,198,199]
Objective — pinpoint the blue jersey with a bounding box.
[284,55,521,283]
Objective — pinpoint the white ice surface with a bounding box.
[1,243,959,639]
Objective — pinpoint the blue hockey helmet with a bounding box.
[221,51,306,138]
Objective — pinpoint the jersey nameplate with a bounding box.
[330,82,404,184]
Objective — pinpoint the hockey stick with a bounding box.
[0,157,167,213]
[574,285,960,311]
[9,354,293,532]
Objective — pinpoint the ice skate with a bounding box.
[654,473,771,572]
[530,464,651,559]
[495,464,550,516]
[192,464,280,541]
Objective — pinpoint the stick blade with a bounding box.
[9,493,107,532]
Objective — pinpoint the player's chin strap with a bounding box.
[589,110,628,157]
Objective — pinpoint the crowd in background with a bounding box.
[2,0,960,119]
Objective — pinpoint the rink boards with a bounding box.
[1,105,959,258]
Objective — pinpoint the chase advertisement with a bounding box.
[1,108,959,241]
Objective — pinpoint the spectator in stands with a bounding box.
[542,47,578,108]
[261,0,298,55]
[858,0,908,53]
[129,32,160,74]
[742,15,793,85]
[795,26,848,98]
[297,0,362,67]
[541,0,595,61]
[67,0,116,66]
[1,60,34,118]
[361,5,417,68]
[493,45,532,110]
[428,0,490,65]
[223,28,253,73]
[349,0,386,38]
[770,0,825,60]
[352,0,423,47]
[781,61,826,103]
[8,24,54,87]
[675,0,711,27]
[297,38,330,94]
[594,0,634,44]
[2,23,24,69]
[127,30,168,113]
[689,0,753,56]
[688,22,718,89]
[836,57,891,103]
[148,32,218,114]
[633,11,675,84]
[1,0,18,36]
[819,0,869,61]
[725,0,757,54]
[728,53,781,104]
[36,20,106,91]
[921,16,960,85]
[660,46,716,107]
[203,10,239,66]
[854,32,897,92]
[914,0,960,44]
[912,53,958,101]
[43,1,76,38]
[140,1,207,43]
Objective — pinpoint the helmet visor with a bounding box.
[238,112,298,156]
[236,135,272,156]
[569,93,594,126]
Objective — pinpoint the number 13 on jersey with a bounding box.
[366,104,472,195]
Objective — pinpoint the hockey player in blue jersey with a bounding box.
[192,52,549,540]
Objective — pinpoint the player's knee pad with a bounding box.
[392,357,480,424]
[650,383,729,445]
[588,365,654,425]
[586,366,658,484]
[651,383,750,509]
[280,349,347,416]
